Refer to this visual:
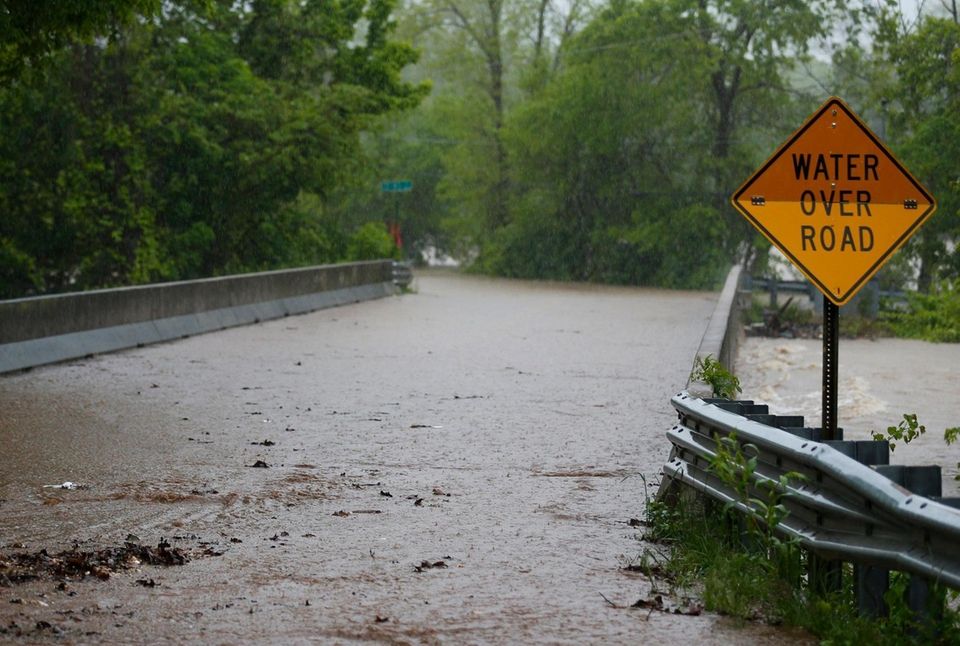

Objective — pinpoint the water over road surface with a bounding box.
[1,272,806,643]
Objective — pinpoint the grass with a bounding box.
[644,494,960,644]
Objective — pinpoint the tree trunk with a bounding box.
[486,0,509,229]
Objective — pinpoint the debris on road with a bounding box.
[414,558,449,573]
[0,539,189,585]
[42,482,85,491]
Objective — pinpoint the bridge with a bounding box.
[0,267,803,642]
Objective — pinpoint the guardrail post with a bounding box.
[905,577,945,635]
[875,465,945,629]
[855,565,889,617]
[809,553,843,595]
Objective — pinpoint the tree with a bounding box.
[0,0,426,297]
[380,0,593,259]
[490,0,728,287]
[885,13,960,290]
[479,0,854,287]
[676,0,857,268]
[0,0,160,80]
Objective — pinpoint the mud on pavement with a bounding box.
[1,272,811,644]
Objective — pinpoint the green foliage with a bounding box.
[651,428,960,638]
[946,427,960,446]
[0,0,423,297]
[882,282,960,342]
[871,413,926,453]
[6,0,960,299]
[690,355,742,399]
[944,427,960,482]
[646,487,960,641]
[346,222,399,261]
[844,11,960,293]
[487,1,732,287]
[0,0,161,80]
[710,435,803,573]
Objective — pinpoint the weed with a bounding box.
[839,315,891,339]
[690,355,742,399]
[644,489,960,643]
[647,425,960,642]
[871,413,926,453]
[946,428,960,446]
[710,435,804,576]
[946,427,960,481]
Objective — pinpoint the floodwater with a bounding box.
[1,272,810,643]
[737,336,960,497]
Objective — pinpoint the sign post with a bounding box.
[381,180,413,193]
[381,180,413,249]
[732,96,937,594]
[731,97,936,440]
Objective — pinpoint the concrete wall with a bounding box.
[0,260,396,374]
[686,264,745,398]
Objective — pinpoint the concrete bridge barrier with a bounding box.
[0,260,396,374]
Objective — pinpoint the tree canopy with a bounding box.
[0,0,424,297]
[1,0,959,298]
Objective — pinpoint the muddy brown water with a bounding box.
[737,336,960,497]
[1,272,811,644]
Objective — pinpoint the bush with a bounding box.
[346,222,399,261]
[882,281,960,342]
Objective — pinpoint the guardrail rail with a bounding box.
[659,391,960,619]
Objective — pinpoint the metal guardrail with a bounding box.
[746,276,907,315]
[392,261,413,288]
[659,391,960,613]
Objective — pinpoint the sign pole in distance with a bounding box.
[731,97,936,441]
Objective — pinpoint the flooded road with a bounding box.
[737,336,960,497]
[1,272,804,643]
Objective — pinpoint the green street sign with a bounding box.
[381,180,413,193]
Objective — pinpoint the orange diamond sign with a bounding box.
[732,97,936,306]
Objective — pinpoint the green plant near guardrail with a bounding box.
[644,487,960,642]
[690,355,742,399]
[946,426,960,481]
[872,415,960,481]
[711,435,804,568]
[871,413,926,453]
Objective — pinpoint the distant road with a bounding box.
[0,271,803,643]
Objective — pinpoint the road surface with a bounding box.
[1,271,808,643]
